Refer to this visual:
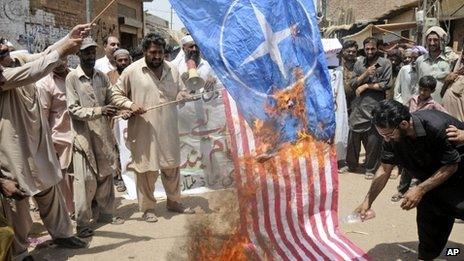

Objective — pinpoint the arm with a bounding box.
[350,61,368,89]
[1,51,60,91]
[393,69,403,103]
[401,164,458,210]
[66,74,103,121]
[108,71,133,110]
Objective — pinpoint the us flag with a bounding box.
[223,90,368,260]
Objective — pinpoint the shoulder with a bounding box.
[415,110,460,133]
[66,69,80,80]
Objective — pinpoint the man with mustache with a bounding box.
[95,36,120,74]
[66,38,124,238]
[109,33,195,223]
[355,100,464,260]
[416,26,456,103]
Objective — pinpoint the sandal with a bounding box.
[76,227,94,238]
[111,216,125,225]
[116,182,126,192]
[142,211,158,223]
[364,173,375,180]
[391,193,404,202]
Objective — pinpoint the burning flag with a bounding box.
[170,0,368,259]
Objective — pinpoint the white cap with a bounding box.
[181,35,194,45]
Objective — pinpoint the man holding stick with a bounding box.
[109,33,195,223]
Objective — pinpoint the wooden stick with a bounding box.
[113,89,223,120]
[90,0,118,25]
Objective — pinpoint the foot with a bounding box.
[338,166,351,174]
[76,227,94,238]
[166,201,195,214]
[53,236,87,248]
[115,179,127,192]
[364,172,375,180]
[111,216,125,225]
[142,211,158,223]
[391,192,404,202]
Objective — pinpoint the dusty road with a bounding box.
[29,171,464,260]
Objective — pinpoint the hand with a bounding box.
[400,186,425,210]
[57,38,84,57]
[120,110,133,120]
[356,84,368,97]
[176,91,192,102]
[69,23,92,40]
[102,105,118,117]
[204,76,217,91]
[354,199,371,221]
[365,65,376,77]
[0,178,28,200]
[130,103,146,115]
[446,125,464,145]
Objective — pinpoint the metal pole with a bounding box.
[421,0,428,46]
[86,0,93,23]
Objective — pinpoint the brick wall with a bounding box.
[326,0,417,25]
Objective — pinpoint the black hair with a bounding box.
[103,36,117,46]
[129,46,144,61]
[371,100,411,129]
[418,75,437,91]
[363,37,380,48]
[342,40,358,50]
[141,33,166,52]
[387,49,403,62]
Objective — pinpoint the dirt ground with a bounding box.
[29,170,464,261]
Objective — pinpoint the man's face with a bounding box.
[53,59,68,75]
[376,123,408,142]
[388,55,401,68]
[78,47,97,68]
[115,54,131,72]
[144,43,164,69]
[105,37,120,56]
[418,87,433,101]
[426,33,441,53]
[183,42,200,62]
[342,47,357,62]
[364,42,378,60]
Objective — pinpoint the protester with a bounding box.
[66,37,124,238]
[341,37,392,179]
[393,48,420,103]
[107,48,132,193]
[95,36,120,74]
[0,23,91,260]
[36,59,75,215]
[176,35,217,92]
[340,40,358,115]
[416,26,456,103]
[355,100,464,260]
[386,49,403,100]
[109,33,195,223]
[406,76,447,113]
[391,76,446,202]
[442,68,464,121]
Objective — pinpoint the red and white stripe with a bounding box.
[223,91,369,260]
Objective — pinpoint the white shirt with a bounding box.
[94,55,116,74]
[176,58,215,80]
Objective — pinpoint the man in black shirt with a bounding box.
[355,100,464,260]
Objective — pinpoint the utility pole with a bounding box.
[86,0,93,23]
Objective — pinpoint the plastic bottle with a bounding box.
[341,209,376,224]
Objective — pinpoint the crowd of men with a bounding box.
[330,25,463,260]
[0,20,463,260]
[0,23,219,260]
